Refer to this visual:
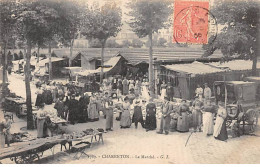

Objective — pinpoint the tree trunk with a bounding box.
[148,32,154,97]
[100,42,105,84]
[69,39,75,67]
[37,44,40,63]
[252,54,257,76]
[2,43,6,85]
[48,43,52,80]
[25,40,33,129]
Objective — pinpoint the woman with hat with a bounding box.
[176,100,190,133]
[145,97,157,132]
[213,101,228,141]
[191,96,203,131]
[132,99,144,129]
[35,87,44,108]
[202,100,215,136]
[105,97,114,132]
[120,96,131,128]
[88,93,98,122]
[122,77,129,95]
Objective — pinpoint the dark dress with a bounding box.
[145,102,157,130]
[54,100,65,118]
[132,105,144,128]
[35,93,44,107]
[215,119,228,141]
[78,96,89,122]
[68,99,79,124]
[44,90,53,105]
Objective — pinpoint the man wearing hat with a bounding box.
[203,83,212,100]
[157,96,173,135]
[0,114,12,147]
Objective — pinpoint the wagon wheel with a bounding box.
[14,153,40,164]
[245,109,259,133]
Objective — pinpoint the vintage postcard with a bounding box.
[0,0,259,164]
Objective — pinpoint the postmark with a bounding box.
[173,0,218,45]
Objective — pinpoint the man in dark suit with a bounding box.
[157,96,173,135]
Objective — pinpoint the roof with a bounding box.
[163,61,225,75]
[95,56,122,73]
[215,81,256,85]
[38,57,66,66]
[208,60,260,71]
[8,47,223,65]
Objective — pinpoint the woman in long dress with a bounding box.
[88,93,98,122]
[213,102,228,141]
[120,97,131,128]
[145,98,157,131]
[35,88,44,107]
[160,81,167,100]
[141,81,150,101]
[202,100,215,136]
[105,98,114,131]
[122,78,129,95]
[192,97,203,131]
[177,101,190,132]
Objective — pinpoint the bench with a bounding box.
[71,142,91,159]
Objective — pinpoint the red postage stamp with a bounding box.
[173,0,210,44]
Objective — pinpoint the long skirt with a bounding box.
[160,89,166,100]
[35,94,44,107]
[203,112,214,135]
[106,109,113,130]
[0,133,5,148]
[37,118,45,138]
[192,109,202,129]
[120,110,131,127]
[123,85,129,95]
[159,115,171,132]
[170,118,177,132]
[177,112,189,132]
[88,103,98,121]
[214,117,228,141]
[132,107,144,124]
[145,115,157,130]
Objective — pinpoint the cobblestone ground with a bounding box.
[1,73,259,164]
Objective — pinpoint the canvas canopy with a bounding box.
[163,61,225,76]
[208,60,260,71]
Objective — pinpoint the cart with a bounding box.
[213,81,259,135]
[3,97,27,118]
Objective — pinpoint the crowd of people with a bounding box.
[32,76,228,142]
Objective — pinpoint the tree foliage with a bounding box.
[203,0,260,62]
[81,2,122,46]
[127,0,172,38]
[132,39,144,48]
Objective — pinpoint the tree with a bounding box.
[16,0,60,129]
[0,0,17,100]
[132,39,144,48]
[106,39,122,48]
[127,0,172,95]
[89,38,102,48]
[203,0,260,75]
[158,38,167,47]
[57,0,84,66]
[81,2,122,83]
[122,40,132,48]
